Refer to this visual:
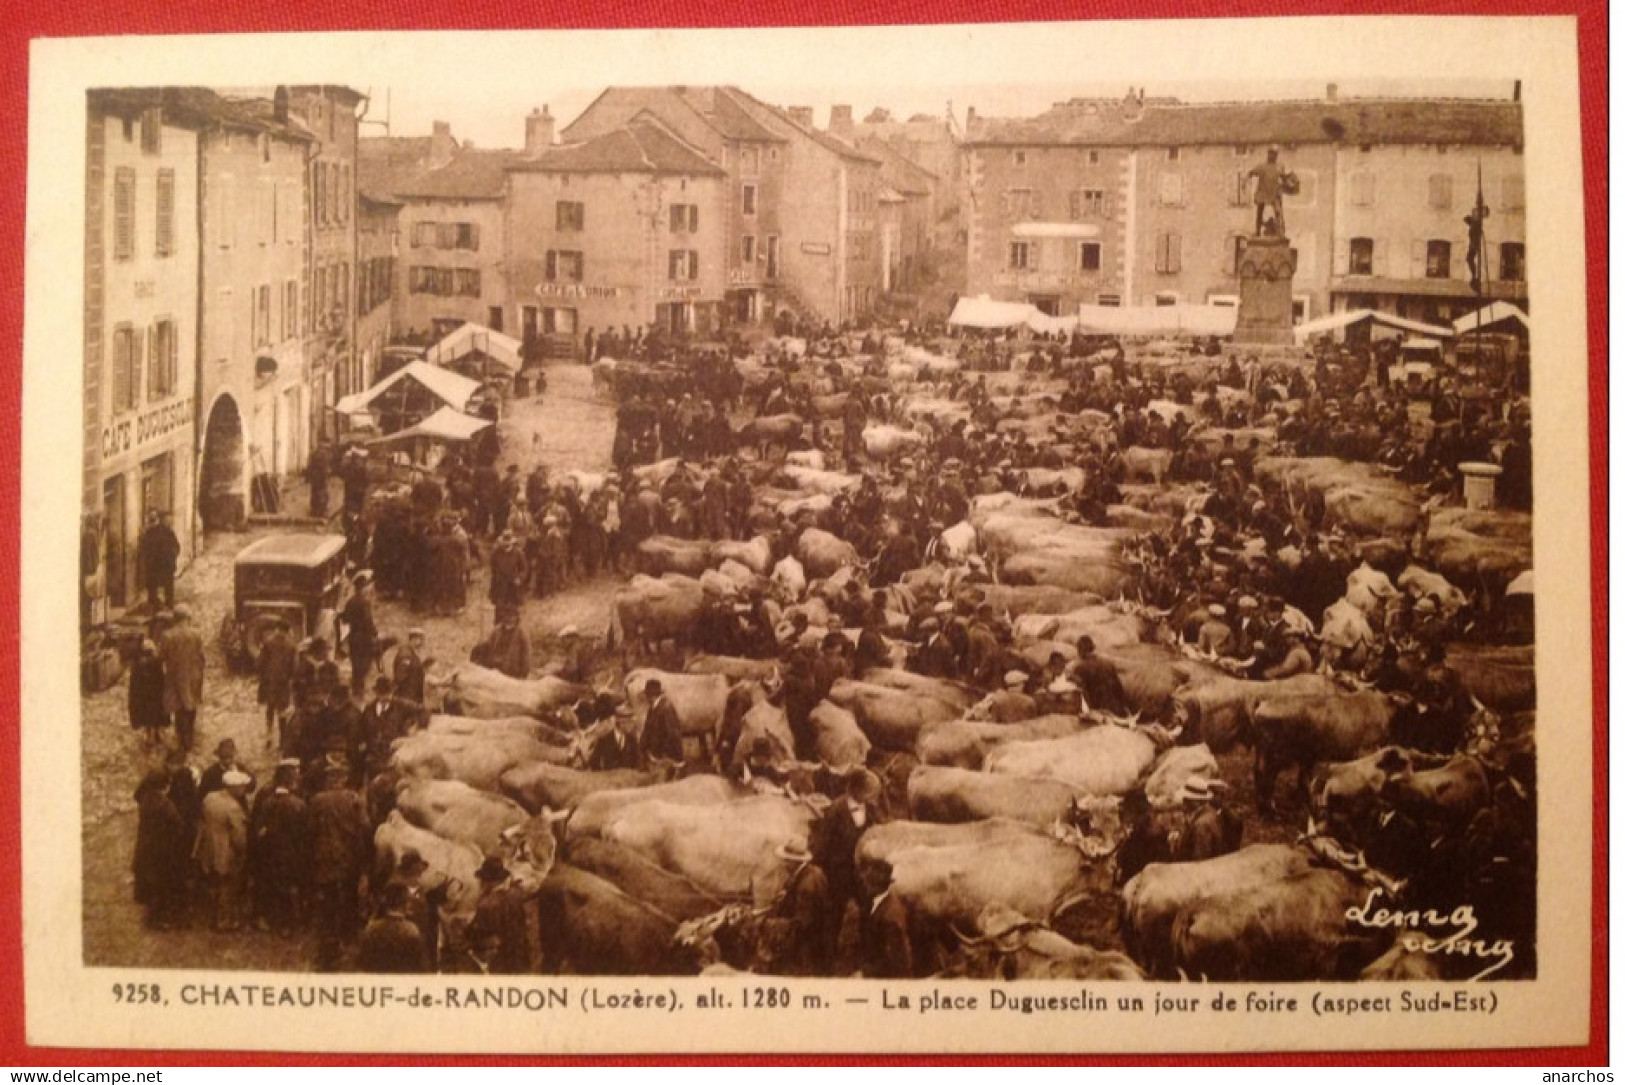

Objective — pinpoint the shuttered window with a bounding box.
[154,169,175,257]
[1425,239,1452,279]
[1499,242,1525,282]
[147,320,176,399]
[558,201,586,231]
[1427,174,1453,210]
[1500,175,1525,211]
[111,325,137,412]
[1348,237,1374,275]
[546,250,584,282]
[1155,233,1181,274]
[113,168,136,261]
[670,204,700,233]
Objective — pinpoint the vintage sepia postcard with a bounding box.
[20,15,1595,1056]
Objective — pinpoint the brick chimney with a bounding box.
[828,104,854,143]
[525,106,555,158]
[429,120,455,168]
[787,106,815,128]
[1326,83,1339,102]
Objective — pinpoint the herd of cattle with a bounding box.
[372,334,1536,983]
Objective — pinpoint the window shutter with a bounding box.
[155,170,174,256]
[113,169,135,259]
[1500,176,1524,211]
[689,205,699,232]
[545,250,557,280]
[689,250,699,280]
[1372,239,1388,277]
[1333,239,1349,276]
[110,330,128,412]
[670,205,682,234]
[130,327,145,408]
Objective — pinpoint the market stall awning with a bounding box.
[1010,222,1101,239]
[367,406,493,445]
[335,360,483,417]
[1454,301,1529,335]
[948,296,1038,329]
[1074,303,1238,337]
[1025,311,1079,335]
[423,322,523,373]
[1294,308,1455,342]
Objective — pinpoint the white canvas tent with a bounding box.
[367,405,493,446]
[1454,301,1529,335]
[1294,308,1454,343]
[1025,310,1079,335]
[1074,303,1238,337]
[948,296,1038,329]
[334,361,484,434]
[424,322,523,374]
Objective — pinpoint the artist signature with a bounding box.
[1345,890,1516,981]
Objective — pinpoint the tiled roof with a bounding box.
[964,96,1523,148]
[508,117,724,175]
[88,86,314,142]
[358,137,521,201]
[562,87,727,151]
[563,86,788,149]
[718,87,883,165]
[857,136,937,196]
[674,86,786,143]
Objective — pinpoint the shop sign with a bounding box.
[535,282,623,299]
[658,285,703,301]
[102,396,193,459]
[800,242,832,256]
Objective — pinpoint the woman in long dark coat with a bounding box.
[133,768,190,929]
[127,639,167,743]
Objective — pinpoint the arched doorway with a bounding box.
[198,394,246,532]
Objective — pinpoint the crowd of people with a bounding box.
[119,315,1533,976]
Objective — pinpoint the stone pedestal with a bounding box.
[1233,235,1298,346]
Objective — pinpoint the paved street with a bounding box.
[80,363,616,970]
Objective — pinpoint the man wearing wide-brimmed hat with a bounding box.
[763,837,834,976]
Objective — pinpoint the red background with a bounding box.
[0,0,1606,1066]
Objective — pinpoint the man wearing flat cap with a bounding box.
[197,769,252,931]
[391,628,430,706]
[1068,635,1129,716]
